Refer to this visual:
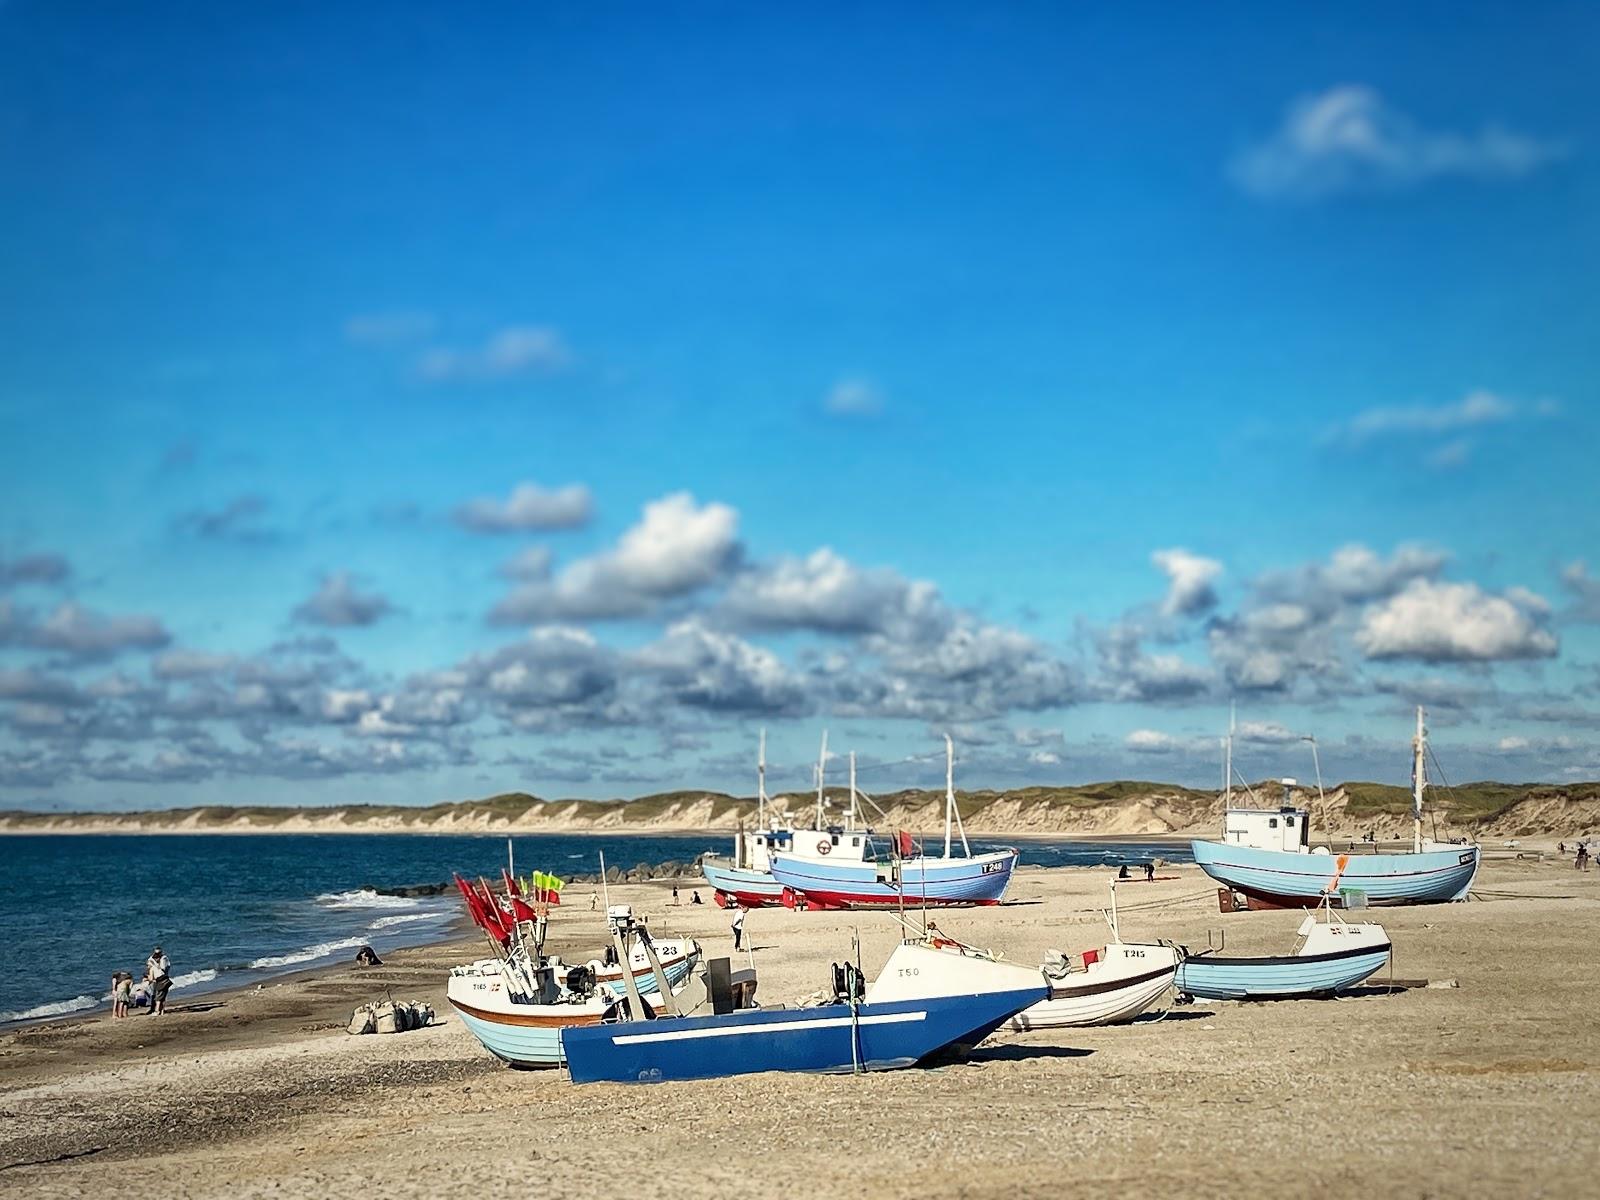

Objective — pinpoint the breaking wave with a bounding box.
[170,968,219,989]
[368,912,443,930]
[315,888,420,910]
[1,993,99,1023]
[246,937,370,971]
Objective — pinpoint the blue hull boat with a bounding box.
[560,939,1049,1084]
[700,859,786,908]
[1174,912,1392,1001]
[1191,841,1479,907]
[769,849,1018,909]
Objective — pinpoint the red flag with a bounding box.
[1082,948,1101,968]
[897,830,914,859]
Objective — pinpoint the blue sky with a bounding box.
[2,3,1598,810]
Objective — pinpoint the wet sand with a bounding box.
[3,853,1597,1199]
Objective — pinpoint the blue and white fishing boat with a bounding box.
[700,730,796,908]
[769,736,1019,910]
[448,904,700,1069]
[561,930,1049,1085]
[1173,902,1391,1001]
[1191,707,1480,907]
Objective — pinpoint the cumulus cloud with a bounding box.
[491,493,740,623]
[1232,85,1563,200]
[418,326,570,382]
[0,602,171,662]
[1152,548,1222,617]
[1560,561,1600,624]
[453,482,593,533]
[722,548,945,642]
[823,378,884,417]
[635,620,807,716]
[0,552,71,588]
[153,649,238,679]
[1355,579,1558,663]
[1095,624,1215,703]
[292,573,395,628]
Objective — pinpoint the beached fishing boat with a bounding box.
[700,730,795,908]
[1008,883,1179,1030]
[1191,707,1480,907]
[561,922,1048,1084]
[446,871,702,1068]
[1173,902,1391,1001]
[769,736,1018,909]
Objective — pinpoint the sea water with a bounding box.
[0,832,1189,1024]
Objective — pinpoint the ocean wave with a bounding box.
[1,993,99,1023]
[246,937,369,971]
[368,912,446,930]
[315,888,420,910]
[169,968,219,989]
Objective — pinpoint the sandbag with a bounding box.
[346,1004,376,1035]
[373,1001,399,1034]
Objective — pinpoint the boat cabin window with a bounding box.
[851,837,860,848]
[831,834,839,845]
[1268,818,1278,829]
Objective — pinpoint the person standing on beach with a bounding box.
[731,907,746,951]
[145,945,171,1016]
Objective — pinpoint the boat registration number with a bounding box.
[1458,852,1475,866]
[982,861,1007,875]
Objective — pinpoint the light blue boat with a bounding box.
[1191,840,1480,907]
[1194,706,1480,907]
[561,938,1049,1084]
[1174,911,1392,1001]
[769,848,1018,909]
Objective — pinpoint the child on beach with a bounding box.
[112,971,132,1018]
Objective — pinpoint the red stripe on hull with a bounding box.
[782,887,1003,911]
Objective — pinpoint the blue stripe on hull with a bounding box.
[452,1007,570,1067]
[560,985,1048,1084]
[1175,948,1390,1000]
[700,862,785,902]
[769,853,1017,906]
[1191,841,1479,905]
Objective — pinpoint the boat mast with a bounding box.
[942,734,970,860]
[757,728,767,828]
[848,751,858,832]
[1224,701,1235,806]
[1411,705,1427,854]
[815,729,828,830]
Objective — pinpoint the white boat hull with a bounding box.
[1009,942,1179,1030]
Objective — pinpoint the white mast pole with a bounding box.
[943,734,955,860]
[1224,701,1235,806]
[848,751,858,832]
[757,728,767,828]
[1411,706,1427,854]
[816,730,828,830]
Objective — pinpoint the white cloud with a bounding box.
[1152,548,1222,617]
[454,482,593,533]
[1355,579,1558,663]
[723,548,946,641]
[491,493,741,622]
[1334,390,1516,445]
[418,326,571,382]
[293,572,394,628]
[823,378,884,417]
[1232,85,1563,199]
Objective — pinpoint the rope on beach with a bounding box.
[1108,889,1216,914]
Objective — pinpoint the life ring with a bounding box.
[817,839,832,855]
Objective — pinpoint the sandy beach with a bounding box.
[3,853,1597,1199]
